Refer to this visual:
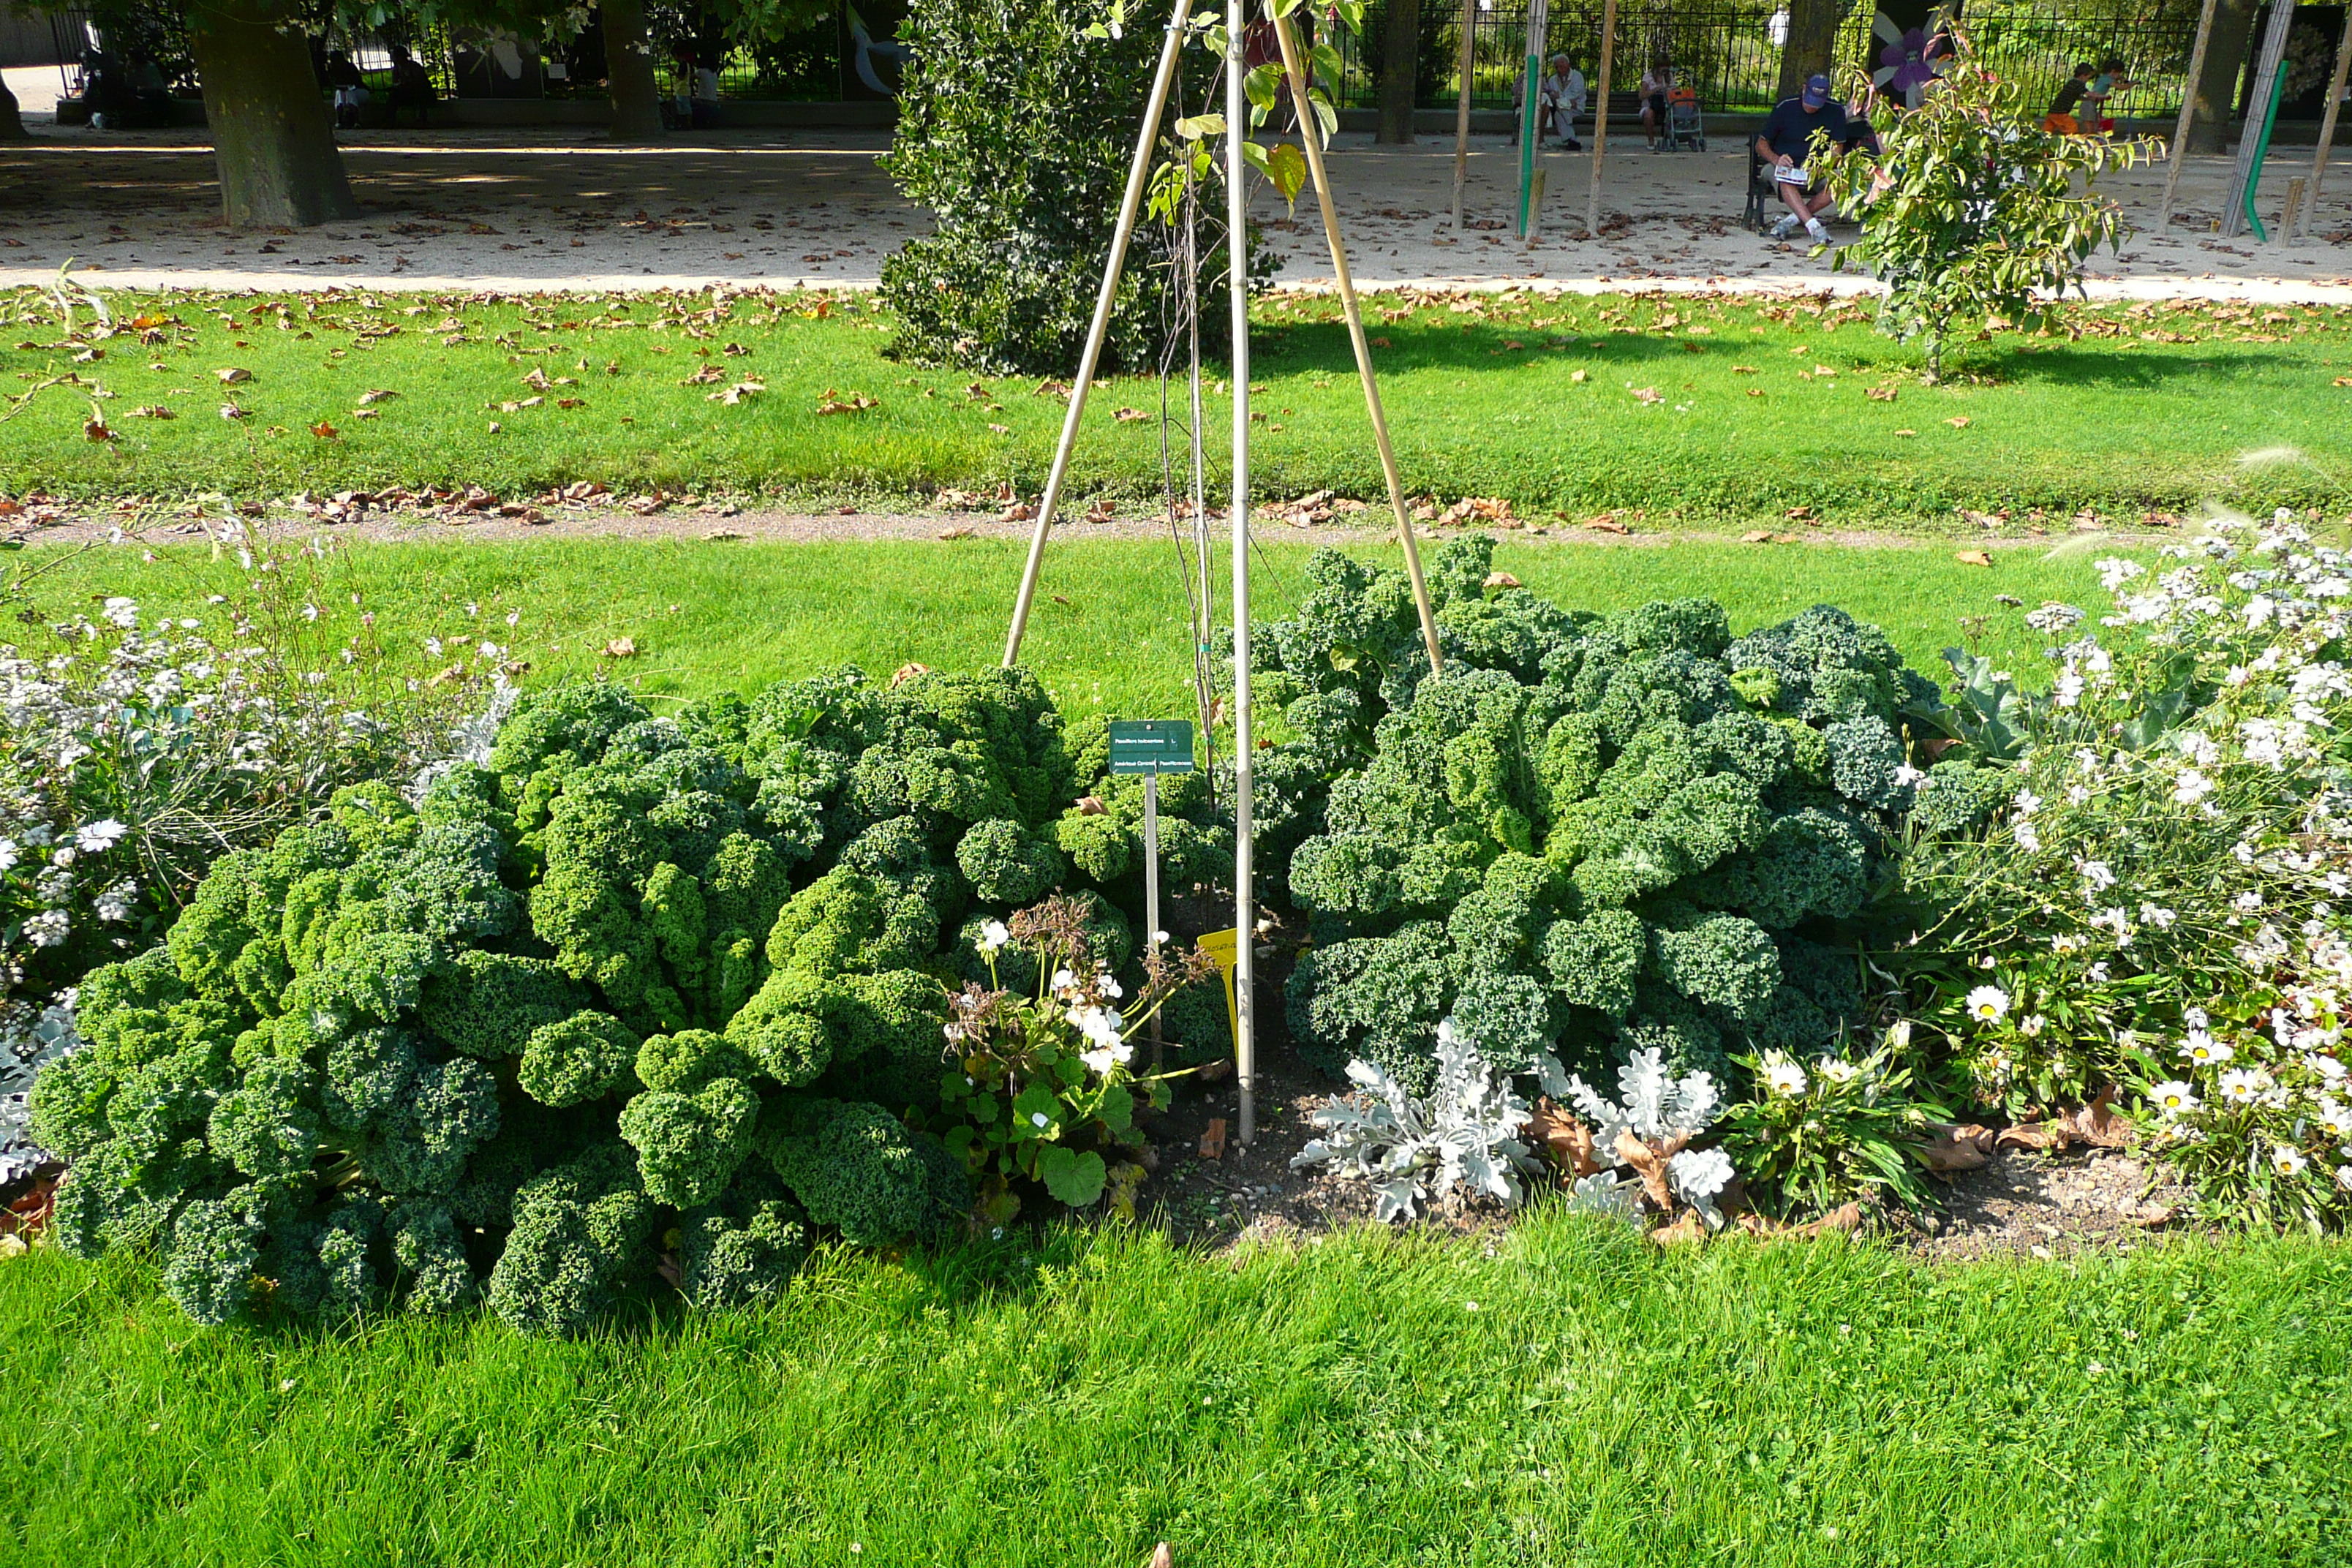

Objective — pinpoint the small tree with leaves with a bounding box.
[1817,33,2153,377]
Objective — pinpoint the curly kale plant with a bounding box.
[1276,536,1968,1095]
[32,664,1099,1333]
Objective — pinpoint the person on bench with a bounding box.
[1755,72,1879,246]
[389,45,435,127]
[1515,53,1586,149]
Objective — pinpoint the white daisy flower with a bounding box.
[2149,1080,2200,1117]
[1964,985,2010,1025]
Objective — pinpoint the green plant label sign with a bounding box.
[1107,719,1194,775]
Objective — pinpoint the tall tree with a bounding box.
[0,78,27,140]
[1774,0,1842,105]
[598,0,666,139]
[1376,0,1420,143]
[184,0,360,226]
[2185,0,2260,154]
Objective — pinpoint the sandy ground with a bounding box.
[3,122,2348,301]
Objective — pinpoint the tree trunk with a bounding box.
[0,80,28,141]
[2186,0,2261,154]
[601,0,666,141]
[184,0,358,227]
[1376,0,1421,144]
[1774,0,1842,105]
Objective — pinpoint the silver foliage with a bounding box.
[1291,1019,1542,1222]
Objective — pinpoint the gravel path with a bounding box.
[4,125,2348,301]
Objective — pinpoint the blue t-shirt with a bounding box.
[1759,97,1872,162]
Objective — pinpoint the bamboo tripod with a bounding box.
[1000,0,1445,1145]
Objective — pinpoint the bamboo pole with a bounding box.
[2157,0,2223,230]
[1517,0,1548,236]
[2297,7,2352,241]
[1452,0,1474,229]
[1002,0,1193,668]
[1586,0,1618,237]
[1268,2,1446,682]
[1227,0,1256,1147]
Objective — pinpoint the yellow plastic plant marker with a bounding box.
[1196,928,1240,1058]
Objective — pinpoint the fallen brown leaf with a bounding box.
[1648,1210,1707,1246]
[1919,1123,1996,1174]
[308,420,338,439]
[1614,1128,1691,1211]
[1866,386,1898,402]
[1482,570,1521,591]
[1199,1118,1229,1160]
[82,405,113,442]
[602,637,638,659]
[890,661,932,688]
[1947,416,1972,428]
[1569,369,1588,383]
[1893,427,1916,436]
[1787,1202,1865,1238]
[1741,529,1774,543]
[1527,1101,1602,1176]
[214,366,252,384]
[128,404,174,420]
[937,526,975,540]
[1113,407,1150,423]
[1955,549,1993,567]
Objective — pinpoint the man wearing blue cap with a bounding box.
[1755,72,1880,246]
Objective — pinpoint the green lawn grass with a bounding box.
[34,532,2153,721]
[3,1215,2345,1566]
[8,287,2348,523]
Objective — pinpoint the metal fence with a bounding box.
[1330,0,2212,123]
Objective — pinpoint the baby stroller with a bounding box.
[1665,83,1705,151]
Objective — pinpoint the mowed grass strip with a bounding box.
[33,532,2153,719]
[7,287,2349,521]
[1,1218,2345,1567]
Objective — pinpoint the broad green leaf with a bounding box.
[1038,1146,1108,1207]
[1266,141,1308,208]
[1175,113,1226,140]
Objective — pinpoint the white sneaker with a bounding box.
[1767,217,1798,240]
[1805,223,1831,246]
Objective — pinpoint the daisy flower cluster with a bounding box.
[1720,1028,1946,1218]
[1908,508,2352,1228]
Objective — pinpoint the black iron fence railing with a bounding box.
[37,0,2313,126]
[1333,0,2212,123]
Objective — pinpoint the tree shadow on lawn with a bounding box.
[1252,319,2307,396]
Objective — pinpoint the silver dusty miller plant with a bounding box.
[1292,1019,1542,1221]
[1558,1048,1738,1227]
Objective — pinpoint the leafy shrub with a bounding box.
[31,663,1115,1331]
[879,0,1252,375]
[1717,1030,1945,1218]
[937,897,1211,1221]
[1817,30,2152,374]
[1273,535,1964,1095]
[1899,510,2352,1230]
[1,554,511,1186]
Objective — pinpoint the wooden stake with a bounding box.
[1452,0,1474,230]
[1002,0,1193,668]
[1227,0,1256,1148]
[2157,0,2223,230]
[2299,7,2352,241]
[1268,2,1445,683]
[1586,0,1618,237]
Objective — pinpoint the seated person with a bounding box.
[688,54,720,129]
[2043,61,2095,134]
[1640,59,1670,149]
[324,49,368,129]
[388,45,435,127]
[1515,53,1586,149]
[1754,72,1880,246]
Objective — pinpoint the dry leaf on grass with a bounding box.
[815,387,875,414]
[358,388,397,405]
[1482,570,1522,591]
[1570,369,1589,382]
[1955,549,1993,567]
[711,380,768,406]
[1199,1118,1229,1160]
[1741,529,1774,543]
[1584,515,1629,534]
[128,404,173,420]
[1947,416,1972,428]
[218,402,248,421]
[937,526,975,540]
[1648,1210,1707,1246]
[1113,407,1150,423]
[214,366,252,384]
[890,661,932,688]
[1866,386,1898,402]
[308,421,338,440]
[1000,500,1035,521]
[1631,386,1663,404]
[82,405,113,442]
[602,637,638,659]
[1893,427,1915,436]
[987,422,1011,434]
